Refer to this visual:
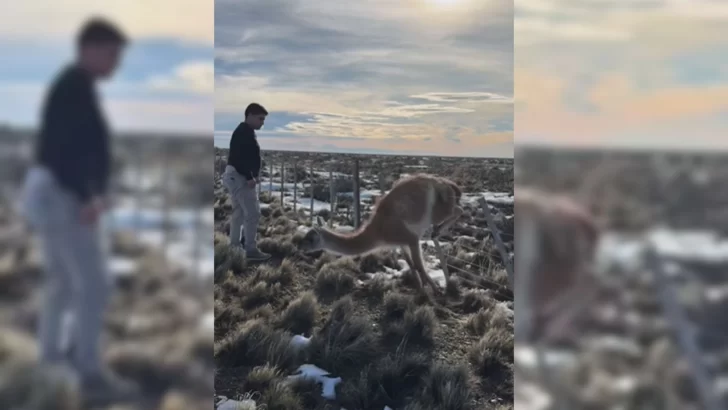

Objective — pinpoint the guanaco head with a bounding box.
[298,216,326,253]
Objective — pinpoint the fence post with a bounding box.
[193,198,202,277]
[309,161,314,224]
[134,140,143,237]
[268,156,273,194]
[278,159,284,206]
[477,197,513,288]
[353,158,361,229]
[258,154,262,196]
[645,248,722,410]
[432,239,450,286]
[293,159,298,214]
[329,165,335,228]
[162,142,170,253]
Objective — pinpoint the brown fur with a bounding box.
[515,187,601,341]
[300,174,464,295]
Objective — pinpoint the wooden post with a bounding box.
[309,161,314,223]
[269,157,273,194]
[478,197,513,288]
[329,165,335,227]
[280,160,285,206]
[293,159,298,214]
[353,158,361,229]
[646,248,722,410]
[134,140,143,237]
[162,141,170,253]
[193,199,202,276]
[258,154,262,196]
[432,239,450,286]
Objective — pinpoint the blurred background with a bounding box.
[0,2,213,409]
[515,1,728,409]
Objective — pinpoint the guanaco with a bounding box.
[515,187,601,342]
[299,173,464,295]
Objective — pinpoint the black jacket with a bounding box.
[227,122,260,180]
[35,64,110,203]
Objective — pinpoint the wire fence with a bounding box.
[117,137,209,276]
[523,240,726,410]
[646,248,723,410]
[0,134,210,277]
[216,151,514,300]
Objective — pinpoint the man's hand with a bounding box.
[247,178,257,188]
[79,196,107,225]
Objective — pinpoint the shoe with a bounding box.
[80,370,141,405]
[245,249,271,261]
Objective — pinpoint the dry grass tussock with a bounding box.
[0,214,214,410]
[213,156,514,410]
[516,148,728,409]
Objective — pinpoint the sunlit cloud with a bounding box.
[145,61,214,95]
[516,0,728,149]
[0,0,213,133]
[2,0,212,45]
[215,0,513,157]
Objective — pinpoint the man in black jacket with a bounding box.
[21,17,138,404]
[222,103,271,261]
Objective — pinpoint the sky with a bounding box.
[516,0,728,151]
[215,0,513,158]
[0,1,213,134]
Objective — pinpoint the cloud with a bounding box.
[0,0,213,134]
[146,60,213,95]
[410,92,513,104]
[106,99,212,133]
[215,129,514,158]
[0,60,212,133]
[2,0,212,45]
[516,0,728,149]
[215,0,513,157]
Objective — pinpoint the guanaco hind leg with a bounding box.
[409,241,442,295]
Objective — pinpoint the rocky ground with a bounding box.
[516,147,728,410]
[213,151,514,410]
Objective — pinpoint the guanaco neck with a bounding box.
[319,223,381,255]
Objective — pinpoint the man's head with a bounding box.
[76,17,128,79]
[244,103,268,130]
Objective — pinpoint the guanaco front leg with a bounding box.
[515,213,538,342]
[541,269,598,343]
[433,206,463,237]
[400,246,423,291]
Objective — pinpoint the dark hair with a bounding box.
[245,103,268,117]
[77,17,128,48]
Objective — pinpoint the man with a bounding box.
[222,103,271,261]
[22,17,138,403]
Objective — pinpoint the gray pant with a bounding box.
[21,166,110,377]
[221,165,260,251]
